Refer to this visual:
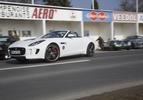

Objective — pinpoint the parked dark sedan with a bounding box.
[103,40,131,50]
[0,36,18,59]
[125,35,143,48]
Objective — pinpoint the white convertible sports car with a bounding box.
[8,30,95,62]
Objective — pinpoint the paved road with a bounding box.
[0,49,143,100]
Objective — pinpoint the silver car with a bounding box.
[125,35,143,48]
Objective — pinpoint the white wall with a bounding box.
[46,21,70,33]
[99,23,111,41]
[123,23,136,38]
[34,20,44,37]
[114,23,136,40]
[70,22,81,36]
[46,21,81,35]
[84,22,99,40]
[139,24,143,36]
[0,19,40,40]
[84,22,111,41]
[114,23,123,40]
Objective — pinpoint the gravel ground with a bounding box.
[76,85,143,100]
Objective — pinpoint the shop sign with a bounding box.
[69,11,76,20]
[0,4,30,18]
[86,11,109,21]
[32,8,56,19]
[138,14,143,22]
[83,11,112,22]
[0,4,82,21]
[113,12,137,22]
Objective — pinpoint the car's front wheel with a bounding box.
[45,44,60,62]
[86,43,95,57]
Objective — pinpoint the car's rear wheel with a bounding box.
[126,47,131,50]
[109,46,114,51]
[45,44,60,62]
[86,43,95,57]
[131,42,135,49]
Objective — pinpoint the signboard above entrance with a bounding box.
[138,14,143,23]
[82,10,112,22]
[0,4,82,21]
[113,12,137,22]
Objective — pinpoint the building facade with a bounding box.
[0,1,143,43]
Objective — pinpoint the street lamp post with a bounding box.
[136,0,139,35]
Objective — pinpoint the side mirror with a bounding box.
[67,34,75,38]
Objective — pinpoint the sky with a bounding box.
[71,0,120,10]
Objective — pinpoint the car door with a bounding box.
[64,31,83,56]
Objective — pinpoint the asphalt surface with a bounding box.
[0,49,143,100]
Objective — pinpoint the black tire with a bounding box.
[16,58,29,62]
[126,47,131,50]
[45,44,60,62]
[131,42,135,49]
[109,46,114,51]
[86,43,95,57]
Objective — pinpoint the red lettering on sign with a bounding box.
[49,9,54,19]
[38,8,43,18]
[32,8,38,18]
[43,9,48,18]
[32,8,56,19]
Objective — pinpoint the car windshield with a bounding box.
[41,31,67,38]
[0,37,9,43]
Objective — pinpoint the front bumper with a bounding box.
[9,47,45,59]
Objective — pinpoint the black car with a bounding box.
[103,40,131,50]
[125,35,143,48]
[0,36,18,59]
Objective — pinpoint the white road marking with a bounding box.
[0,60,90,71]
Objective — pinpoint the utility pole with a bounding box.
[92,0,94,10]
[136,0,138,13]
[136,0,139,35]
[31,0,34,4]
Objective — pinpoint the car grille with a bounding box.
[9,47,25,55]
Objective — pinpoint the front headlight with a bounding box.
[28,40,45,46]
[128,42,131,45]
[114,42,117,45]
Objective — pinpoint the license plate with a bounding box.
[11,50,21,54]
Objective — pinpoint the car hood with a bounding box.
[9,38,44,47]
[0,42,9,47]
[9,38,62,48]
[0,42,4,45]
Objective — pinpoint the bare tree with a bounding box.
[43,0,72,7]
[119,0,143,12]
[91,0,99,9]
